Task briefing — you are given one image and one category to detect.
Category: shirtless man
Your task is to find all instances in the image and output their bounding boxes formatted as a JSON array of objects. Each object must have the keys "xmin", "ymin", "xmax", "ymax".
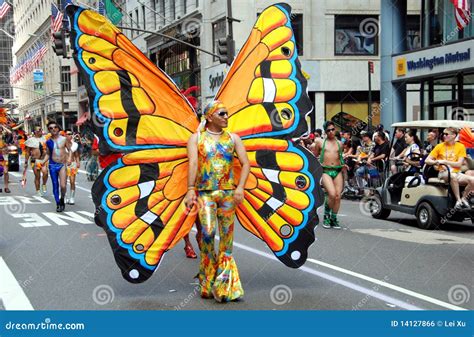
[
  {"xmin": 45, "ymin": 121, "xmax": 69, "ymax": 212},
  {"xmin": 23, "ymin": 126, "xmax": 49, "ymax": 196},
  {"xmin": 311, "ymin": 121, "xmax": 344, "ymax": 229}
]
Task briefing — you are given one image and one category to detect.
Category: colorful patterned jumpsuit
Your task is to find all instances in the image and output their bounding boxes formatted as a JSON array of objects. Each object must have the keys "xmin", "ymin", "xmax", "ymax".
[{"xmin": 196, "ymin": 130, "xmax": 244, "ymax": 302}]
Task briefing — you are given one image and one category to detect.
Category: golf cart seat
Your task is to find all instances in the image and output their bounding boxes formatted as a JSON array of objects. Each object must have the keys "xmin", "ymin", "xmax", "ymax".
[
  {"xmin": 427, "ymin": 177, "xmax": 449, "ymax": 185},
  {"xmin": 423, "ymin": 165, "xmax": 449, "ymax": 186}
]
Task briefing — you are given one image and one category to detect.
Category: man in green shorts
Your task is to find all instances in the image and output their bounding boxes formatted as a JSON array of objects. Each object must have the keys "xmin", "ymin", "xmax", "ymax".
[{"xmin": 311, "ymin": 121, "xmax": 344, "ymax": 229}]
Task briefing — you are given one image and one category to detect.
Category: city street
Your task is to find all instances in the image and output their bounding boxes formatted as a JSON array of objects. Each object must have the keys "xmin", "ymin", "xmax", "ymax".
[{"xmin": 0, "ymin": 165, "xmax": 472, "ymax": 311}]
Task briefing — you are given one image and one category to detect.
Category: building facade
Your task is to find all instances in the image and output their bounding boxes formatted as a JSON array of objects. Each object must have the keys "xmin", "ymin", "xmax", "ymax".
[
  {"xmin": 0, "ymin": 4, "xmax": 13, "ymax": 101},
  {"xmin": 124, "ymin": 0, "xmax": 422, "ymax": 131},
  {"xmin": 12, "ymin": 0, "xmax": 78, "ymax": 131},
  {"xmin": 381, "ymin": 0, "xmax": 474, "ymax": 127}
]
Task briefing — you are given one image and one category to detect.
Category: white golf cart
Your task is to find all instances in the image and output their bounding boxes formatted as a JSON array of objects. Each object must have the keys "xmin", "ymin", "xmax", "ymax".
[{"xmin": 368, "ymin": 120, "xmax": 474, "ymax": 229}]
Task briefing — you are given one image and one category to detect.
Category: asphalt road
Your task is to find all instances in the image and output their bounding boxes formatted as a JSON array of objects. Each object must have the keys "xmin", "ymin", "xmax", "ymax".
[{"xmin": 0, "ymin": 164, "xmax": 473, "ymax": 310}]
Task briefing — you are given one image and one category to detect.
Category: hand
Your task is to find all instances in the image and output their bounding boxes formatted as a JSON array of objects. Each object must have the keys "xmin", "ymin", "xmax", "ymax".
[
  {"xmin": 437, "ymin": 160, "xmax": 444, "ymax": 165},
  {"xmin": 184, "ymin": 190, "xmax": 197, "ymax": 209},
  {"xmin": 234, "ymin": 187, "xmax": 245, "ymax": 205},
  {"xmin": 67, "ymin": 159, "xmax": 71, "ymax": 166}
]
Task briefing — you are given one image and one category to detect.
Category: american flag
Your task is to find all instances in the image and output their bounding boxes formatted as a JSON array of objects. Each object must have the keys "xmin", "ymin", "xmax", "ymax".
[
  {"xmin": 51, "ymin": 3, "xmax": 63, "ymax": 33},
  {"xmin": 0, "ymin": 0, "xmax": 11, "ymax": 20},
  {"xmin": 451, "ymin": 0, "xmax": 472, "ymax": 29},
  {"xmin": 32, "ymin": 43, "xmax": 47, "ymax": 67}
]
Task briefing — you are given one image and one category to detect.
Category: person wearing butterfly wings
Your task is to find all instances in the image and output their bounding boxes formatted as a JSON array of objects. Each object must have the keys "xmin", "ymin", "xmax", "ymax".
[{"xmin": 185, "ymin": 100, "xmax": 250, "ymax": 302}]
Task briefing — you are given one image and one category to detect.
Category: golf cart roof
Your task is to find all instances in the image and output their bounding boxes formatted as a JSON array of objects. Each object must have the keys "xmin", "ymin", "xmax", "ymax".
[{"xmin": 391, "ymin": 120, "xmax": 474, "ymax": 129}]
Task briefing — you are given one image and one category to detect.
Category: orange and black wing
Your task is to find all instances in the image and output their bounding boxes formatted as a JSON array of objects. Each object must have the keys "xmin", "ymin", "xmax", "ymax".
[
  {"xmin": 66, "ymin": 5, "xmax": 198, "ymax": 152},
  {"xmin": 217, "ymin": 3, "xmax": 312, "ymax": 139},
  {"xmin": 92, "ymin": 148, "xmax": 197, "ymax": 283},
  {"xmin": 234, "ymin": 139, "xmax": 323, "ymax": 267}
]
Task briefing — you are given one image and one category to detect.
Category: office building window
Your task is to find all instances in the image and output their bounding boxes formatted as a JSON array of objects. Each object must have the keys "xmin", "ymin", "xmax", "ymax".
[
  {"xmin": 160, "ymin": 0, "xmax": 165, "ymax": 26},
  {"xmin": 142, "ymin": 5, "xmax": 146, "ymax": 30},
  {"xmin": 171, "ymin": 1, "xmax": 176, "ymax": 20},
  {"xmin": 61, "ymin": 66, "xmax": 71, "ymax": 92},
  {"xmin": 407, "ymin": 15, "xmax": 421, "ymax": 50},
  {"xmin": 291, "ymin": 14, "xmax": 304, "ymax": 56},
  {"xmin": 422, "ymin": 0, "xmax": 474, "ymax": 47},
  {"xmin": 335, "ymin": 15, "xmax": 379, "ymax": 55},
  {"xmin": 151, "ymin": 1, "xmax": 157, "ymax": 29}
]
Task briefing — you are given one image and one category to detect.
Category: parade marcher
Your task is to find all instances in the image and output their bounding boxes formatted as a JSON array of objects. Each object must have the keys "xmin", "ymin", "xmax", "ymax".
[
  {"xmin": 65, "ymin": 129, "xmax": 81, "ymax": 204},
  {"xmin": 23, "ymin": 126, "xmax": 49, "ymax": 196},
  {"xmin": 0, "ymin": 125, "xmax": 12, "ymax": 193},
  {"xmin": 312, "ymin": 121, "xmax": 344, "ymax": 229},
  {"xmin": 185, "ymin": 100, "xmax": 250, "ymax": 302},
  {"xmin": 45, "ymin": 121, "xmax": 69, "ymax": 212}
]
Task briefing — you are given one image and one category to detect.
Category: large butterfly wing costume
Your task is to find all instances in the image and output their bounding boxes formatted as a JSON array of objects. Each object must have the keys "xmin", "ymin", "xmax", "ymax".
[{"xmin": 66, "ymin": 3, "xmax": 324, "ymax": 283}]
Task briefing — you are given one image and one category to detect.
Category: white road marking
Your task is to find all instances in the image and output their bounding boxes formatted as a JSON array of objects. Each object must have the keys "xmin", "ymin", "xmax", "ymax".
[
  {"xmin": 352, "ymin": 228, "xmax": 474, "ymax": 245},
  {"xmin": 75, "ymin": 185, "xmax": 90, "ymax": 192},
  {"xmin": 305, "ymin": 258, "xmax": 466, "ymax": 310},
  {"xmin": 0, "ymin": 257, "xmax": 34, "ymax": 310},
  {"xmin": 231, "ymin": 240, "xmax": 466, "ymax": 310},
  {"xmin": 8, "ymin": 172, "xmax": 22, "ymax": 178}
]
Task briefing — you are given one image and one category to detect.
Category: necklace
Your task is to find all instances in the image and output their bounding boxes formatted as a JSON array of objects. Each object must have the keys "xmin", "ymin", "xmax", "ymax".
[{"xmin": 206, "ymin": 128, "xmax": 223, "ymax": 135}]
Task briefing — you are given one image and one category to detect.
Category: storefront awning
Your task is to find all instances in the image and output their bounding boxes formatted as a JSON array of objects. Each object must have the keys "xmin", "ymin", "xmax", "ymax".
[{"xmin": 76, "ymin": 112, "xmax": 90, "ymax": 126}]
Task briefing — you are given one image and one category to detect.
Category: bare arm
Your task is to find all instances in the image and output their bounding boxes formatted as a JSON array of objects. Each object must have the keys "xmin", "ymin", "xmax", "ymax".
[
  {"xmin": 424, "ymin": 155, "xmax": 437, "ymax": 166},
  {"xmin": 311, "ymin": 139, "xmax": 322, "ymax": 157},
  {"xmin": 184, "ymin": 134, "xmax": 198, "ymax": 209},
  {"xmin": 233, "ymin": 134, "xmax": 250, "ymax": 205}
]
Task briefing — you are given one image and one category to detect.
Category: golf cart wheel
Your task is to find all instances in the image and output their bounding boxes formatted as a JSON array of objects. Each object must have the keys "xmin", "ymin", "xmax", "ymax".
[
  {"xmin": 416, "ymin": 202, "xmax": 440, "ymax": 230},
  {"xmin": 369, "ymin": 193, "xmax": 391, "ymax": 219}
]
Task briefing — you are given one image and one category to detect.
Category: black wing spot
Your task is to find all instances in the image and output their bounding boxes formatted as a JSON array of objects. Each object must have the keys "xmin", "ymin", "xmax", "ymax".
[
  {"xmin": 295, "ymin": 175, "xmax": 307, "ymax": 189},
  {"xmin": 111, "ymin": 194, "xmax": 121, "ymax": 205},
  {"xmin": 113, "ymin": 128, "xmax": 123, "ymax": 137},
  {"xmin": 281, "ymin": 46, "xmax": 291, "ymax": 57},
  {"xmin": 281, "ymin": 108, "xmax": 292, "ymax": 120}
]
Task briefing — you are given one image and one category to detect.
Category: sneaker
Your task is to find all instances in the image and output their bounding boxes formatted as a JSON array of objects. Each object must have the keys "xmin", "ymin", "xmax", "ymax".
[
  {"xmin": 36, "ymin": 190, "xmax": 42, "ymax": 197},
  {"xmin": 41, "ymin": 185, "xmax": 47, "ymax": 195},
  {"xmin": 69, "ymin": 196, "xmax": 75, "ymax": 205},
  {"xmin": 331, "ymin": 215, "xmax": 342, "ymax": 229},
  {"xmin": 322, "ymin": 215, "xmax": 331, "ymax": 229}
]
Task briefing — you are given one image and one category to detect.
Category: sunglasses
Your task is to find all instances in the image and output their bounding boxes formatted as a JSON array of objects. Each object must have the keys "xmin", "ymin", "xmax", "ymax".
[
  {"xmin": 48, "ymin": 126, "xmax": 59, "ymax": 130},
  {"xmin": 326, "ymin": 128, "xmax": 336, "ymax": 132},
  {"xmin": 216, "ymin": 111, "xmax": 228, "ymax": 117},
  {"xmin": 443, "ymin": 132, "xmax": 451, "ymax": 136}
]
